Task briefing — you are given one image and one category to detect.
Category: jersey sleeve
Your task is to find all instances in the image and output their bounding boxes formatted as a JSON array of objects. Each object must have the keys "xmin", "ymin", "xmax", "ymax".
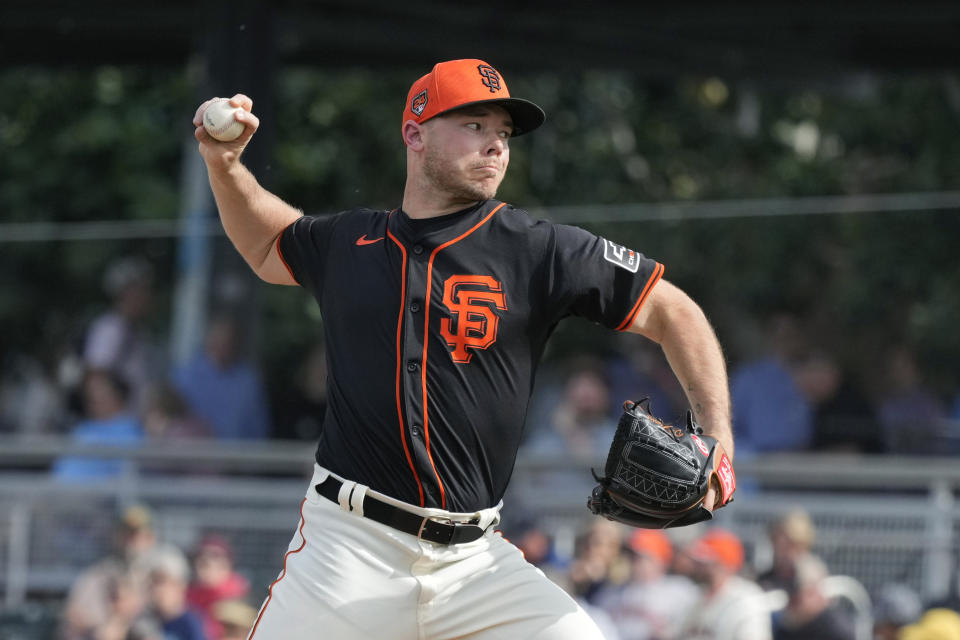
[
  {"xmin": 276, "ymin": 213, "xmax": 343, "ymax": 296},
  {"xmin": 542, "ymin": 223, "xmax": 664, "ymax": 330}
]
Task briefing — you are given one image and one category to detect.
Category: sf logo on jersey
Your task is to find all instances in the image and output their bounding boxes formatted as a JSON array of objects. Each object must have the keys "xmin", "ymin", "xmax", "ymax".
[{"xmin": 440, "ymin": 275, "xmax": 507, "ymax": 363}]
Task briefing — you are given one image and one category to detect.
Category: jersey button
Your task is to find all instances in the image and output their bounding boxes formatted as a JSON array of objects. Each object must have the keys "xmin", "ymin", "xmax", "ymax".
[
  {"xmin": 406, "ymin": 362, "xmax": 419, "ymax": 372},
  {"xmin": 410, "ymin": 301, "xmax": 421, "ymax": 312},
  {"xmin": 413, "ymin": 245, "xmax": 424, "ymax": 255},
  {"xmin": 411, "ymin": 425, "xmax": 421, "ymax": 437}
]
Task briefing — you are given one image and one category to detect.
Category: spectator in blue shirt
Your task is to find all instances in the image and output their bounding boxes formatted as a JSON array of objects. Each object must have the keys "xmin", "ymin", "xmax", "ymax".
[
  {"xmin": 53, "ymin": 368, "xmax": 144, "ymax": 481},
  {"xmin": 173, "ymin": 314, "xmax": 270, "ymax": 440},
  {"xmin": 731, "ymin": 313, "xmax": 812, "ymax": 454},
  {"xmin": 878, "ymin": 345, "xmax": 946, "ymax": 453},
  {"xmin": 142, "ymin": 547, "xmax": 207, "ymax": 640}
]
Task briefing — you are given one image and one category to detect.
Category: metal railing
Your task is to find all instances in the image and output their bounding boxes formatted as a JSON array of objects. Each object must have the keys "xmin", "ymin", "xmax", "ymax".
[{"xmin": 0, "ymin": 436, "xmax": 957, "ymax": 610}]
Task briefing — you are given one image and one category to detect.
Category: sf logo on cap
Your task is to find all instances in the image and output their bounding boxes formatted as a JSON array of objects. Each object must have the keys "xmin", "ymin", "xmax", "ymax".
[
  {"xmin": 411, "ymin": 90, "xmax": 428, "ymax": 116},
  {"xmin": 477, "ymin": 65, "xmax": 501, "ymax": 93}
]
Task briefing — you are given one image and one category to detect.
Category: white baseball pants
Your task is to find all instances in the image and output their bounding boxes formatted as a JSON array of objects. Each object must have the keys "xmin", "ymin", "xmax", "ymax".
[{"xmin": 247, "ymin": 464, "xmax": 604, "ymax": 640}]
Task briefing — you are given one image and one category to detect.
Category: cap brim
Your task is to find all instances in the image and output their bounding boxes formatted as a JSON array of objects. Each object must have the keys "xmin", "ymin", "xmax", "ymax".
[{"xmin": 437, "ymin": 98, "xmax": 546, "ymax": 136}]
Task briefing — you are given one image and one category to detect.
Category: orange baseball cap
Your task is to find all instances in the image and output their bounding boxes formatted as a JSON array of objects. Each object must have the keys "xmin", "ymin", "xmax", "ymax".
[
  {"xmin": 402, "ymin": 59, "xmax": 545, "ymax": 137},
  {"xmin": 628, "ymin": 529, "xmax": 673, "ymax": 566},
  {"xmin": 687, "ymin": 529, "xmax": 744, "ymax": 572}
]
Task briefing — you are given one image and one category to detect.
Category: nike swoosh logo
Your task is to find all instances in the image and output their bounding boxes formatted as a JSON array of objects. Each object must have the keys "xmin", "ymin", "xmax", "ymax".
[{"xmin": 356, "ymin": 235, "xmax": 384, "ymax": 246}]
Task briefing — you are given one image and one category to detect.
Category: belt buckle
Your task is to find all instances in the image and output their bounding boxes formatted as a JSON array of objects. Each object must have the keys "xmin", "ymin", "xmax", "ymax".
[{"xmin": 417, "ymin": 516, "xmax": 454, "ymax": 543}]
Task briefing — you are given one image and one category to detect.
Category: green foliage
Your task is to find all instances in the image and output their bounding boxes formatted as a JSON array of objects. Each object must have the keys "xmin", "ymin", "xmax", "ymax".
[
  {"xmin": 0, "ymin": 67, "xmax": 190, "ymax": 363},
  {"xmin": 0, "ymin": 67, "xmax": 189, "ymax": 222},
  {"xmin": 2, "ymin": 65, "xmax": 959, "ymax": 396},
  {"xmin": 268, "ymin": 67, "xmax": 412, "ymax": 211}
]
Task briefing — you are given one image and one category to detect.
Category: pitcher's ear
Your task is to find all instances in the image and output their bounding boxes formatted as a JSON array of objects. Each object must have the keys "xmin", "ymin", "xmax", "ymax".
[{"xmin": 402, "ymin": 120, "xmax": 424, "ymax": 150}]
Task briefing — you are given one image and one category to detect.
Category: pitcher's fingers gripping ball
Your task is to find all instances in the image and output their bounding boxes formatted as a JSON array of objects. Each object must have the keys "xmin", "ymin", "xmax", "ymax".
[
  {"xmin": 202, "ymin": 98, "xmax": 246, "ymax": 141},
  {"xmin": 588, "ymin": 398, "xmax": 736, "ymax": 529}
]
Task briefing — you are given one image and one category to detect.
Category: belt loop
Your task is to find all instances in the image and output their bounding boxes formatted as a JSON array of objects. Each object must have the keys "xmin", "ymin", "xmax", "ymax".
[
  {"xmin": 337, "ymin": 481, "xmax": 356, "ymax": 512},
  {"xmin": 350, "ymin": 484, "xmax": 368, "ymax": 517}
]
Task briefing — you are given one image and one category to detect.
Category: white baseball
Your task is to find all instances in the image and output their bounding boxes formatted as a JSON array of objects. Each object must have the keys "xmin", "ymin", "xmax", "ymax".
[{"xmin": 203, "ymin": 99, "xmax": 245, "ymax": 142}]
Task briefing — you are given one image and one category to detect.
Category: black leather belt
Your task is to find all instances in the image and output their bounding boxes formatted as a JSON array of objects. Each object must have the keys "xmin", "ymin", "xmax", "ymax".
[{"xmin": 315, "ymin": 477, "xmax": 486, "ymax": 545}]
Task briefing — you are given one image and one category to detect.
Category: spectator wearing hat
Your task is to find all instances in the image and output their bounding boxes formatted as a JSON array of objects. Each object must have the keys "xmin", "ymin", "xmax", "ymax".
[
  {"xmin": 140, "ymin": 548, "xmax": 206, "ymax": 640},
  {"xmin": 899, "ymin": 608, "xmax": 960, "ymax": 640},
  {"xmin": 772, "ymin": 553, "xmax": 854, "ymax": 640},
  {"xmin": 212, "ymin": 600, "xmax": 258, "ymax": 640},
  {"xmin": 872, "ymin": 583, "xmax": 923, "ymax": 640},
  {"xmin": 187, "ymin": 534, "xmax": 250, "ymax": 639},
  {"xmin": 595, "ymin": 529, "xmax": 698, "ymax": 640},
  {"xmin": 757, "ymin": 509, "xmax": 816, "ymax": 593},
  {"xmin": 675, "ymin": 528, "xmax": 772, "ymax": 640},
  {"xmin": 61, "ymin": 505, "xmax": 184, "ymax": 640}
]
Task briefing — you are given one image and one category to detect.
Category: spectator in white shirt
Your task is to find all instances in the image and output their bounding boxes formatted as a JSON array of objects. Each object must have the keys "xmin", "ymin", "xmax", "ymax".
[
  {"xmin": 674, "ymin": 528, "xmax": 772, "ymax": 640},
  {"xmin": 596, "ymin": 529, "xmax": 698, "ymax": 640}
]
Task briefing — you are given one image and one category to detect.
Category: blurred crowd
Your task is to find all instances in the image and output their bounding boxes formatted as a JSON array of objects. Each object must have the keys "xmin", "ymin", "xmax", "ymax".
[
  {"xmin": 519, "ymin": 314, "xmax": 960, "ymax": 475},
  {"xmin": 60, "ymin": 505, "xmax": 256, "ymax": 640},
  {"xmin": 509, "ymin": 509, "xmax": 960, "ymax": 640},
  {"xmin": 0, "ymin": 257, "xmax": 320, "ymax": 479},
  {"xmin": 2, "ymin": 257, "xmax": 959, "ymax": 478},
  {"xmin": 59, "ymin": 502, "xmax": 960, "ymax": 640},
  {"xmin": 0, "ymin": 257, "xmax": 954, "ymax": 638}
]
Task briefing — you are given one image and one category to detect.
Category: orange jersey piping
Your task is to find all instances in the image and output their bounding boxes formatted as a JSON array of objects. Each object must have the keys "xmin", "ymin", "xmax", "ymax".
[
  {"xmin": 420, "ymin": 202, "xmax": 507, "ymax": 509},
  {"xmin": 616, "ymin": 262, "xmax": 665, "ymax": 331},
  {"xmin": 388, "ymin": 228, "xmax": 426, "ymax": 506},
  {"xmin": 274, "ymin": 221, "xmax": 299, "ymax": 284}
]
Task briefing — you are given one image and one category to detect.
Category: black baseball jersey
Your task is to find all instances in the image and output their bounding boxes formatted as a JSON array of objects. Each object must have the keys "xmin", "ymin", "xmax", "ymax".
[{"xmin": 277, "ymin": 199, "xmax": 663, "ymax": 512}]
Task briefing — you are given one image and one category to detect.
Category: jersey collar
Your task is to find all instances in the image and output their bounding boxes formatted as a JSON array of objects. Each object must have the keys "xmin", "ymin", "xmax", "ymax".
[{"xmin": 391, "ymin": 200, "xmax": 501, "ymax": 243}]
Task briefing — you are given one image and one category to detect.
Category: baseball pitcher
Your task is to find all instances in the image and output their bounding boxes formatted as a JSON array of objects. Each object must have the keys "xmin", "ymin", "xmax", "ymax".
[{"xmin": 193, "ymin": 58, "xmax": 735, "ymax": 640}]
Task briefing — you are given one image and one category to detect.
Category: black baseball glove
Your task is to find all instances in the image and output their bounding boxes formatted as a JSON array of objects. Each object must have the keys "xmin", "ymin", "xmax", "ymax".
[{"xmin": 588, "ymin": 398, "xmax": 736, "ymax": 529}]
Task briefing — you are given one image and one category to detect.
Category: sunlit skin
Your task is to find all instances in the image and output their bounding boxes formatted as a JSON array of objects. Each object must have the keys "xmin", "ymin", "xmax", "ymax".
[{"xmin": 402, "ymin": 104, "xmax": 513, "ymax": 219}]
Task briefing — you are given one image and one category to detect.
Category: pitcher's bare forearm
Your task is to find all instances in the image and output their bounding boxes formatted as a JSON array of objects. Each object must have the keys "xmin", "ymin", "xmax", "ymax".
[
  {"xmin": 628, "ymin": 280, "xmax": 733, "ymax": 459},
  {"xmin": 207, "ymin": 160, "xmax": 301, "ymax": 280},
  {"xmin": 657, "ymin": 306, "xmax": 733, "ymax": 459},
  {"xmin": 193, "ymin": 94, "xmax": 301, "ymax": 284}
]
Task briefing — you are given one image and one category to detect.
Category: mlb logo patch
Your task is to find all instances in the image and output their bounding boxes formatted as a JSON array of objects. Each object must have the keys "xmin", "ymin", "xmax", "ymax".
[
  {"xmin": 411, "ymin": 90, "xmax": 428, "ymax": 117},
  {"xmin": 602, "ymin": 239, "xmax": 640, "ymax": 273}
]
